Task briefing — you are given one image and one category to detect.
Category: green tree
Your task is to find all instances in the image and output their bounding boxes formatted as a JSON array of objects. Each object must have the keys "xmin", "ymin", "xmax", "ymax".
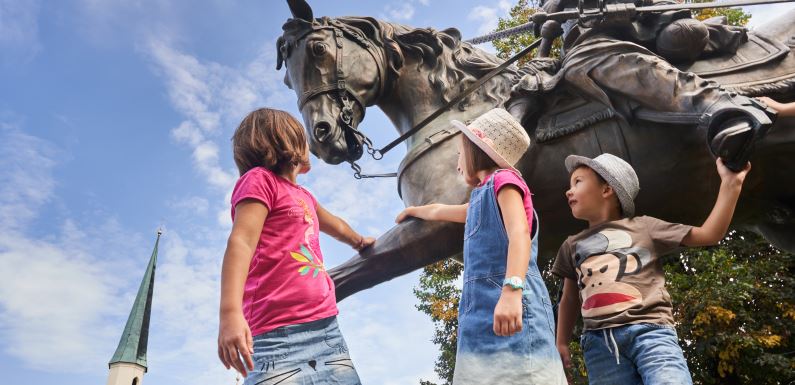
[
  {"xmin": 415, "ymin": 258, "xmax": 462, "ymax": 384},
  {"xmin": 666, "ymin": 230, "xmax": 795, "ymax": 384},
  {"xmin": 414, "ymin": 2, "xmax": 775, "ymax": 384},
  {"xmin": 690, "ymin": 0, "xmax": 751, "ymax": 26},
  {"xmin": 492, "ymin": 0, "xmax": 543, "ymax": 65}
]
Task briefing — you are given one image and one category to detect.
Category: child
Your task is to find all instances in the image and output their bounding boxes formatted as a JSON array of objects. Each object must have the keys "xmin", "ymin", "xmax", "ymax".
[
  {"xmin": 553, "ymin": 153, "xmax": 751, "ymax": 384},
  {"xmin": 217, "ymin": 108, "xmax": 374, "ymax": 384},
  {"xmin": 396, "ymin": 108, "xmax": 567, "ymax": 385},
  {"xmin": 758, "ymin": 96, "xmax": 795, "ymax": 117}
]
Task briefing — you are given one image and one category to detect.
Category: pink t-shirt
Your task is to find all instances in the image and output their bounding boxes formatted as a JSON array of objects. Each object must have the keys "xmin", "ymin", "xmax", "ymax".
[
  {"xmin": 230, "ymin": 167, "xmax": 338, "ymax": 336},
  {"xmin": 481, "ymin": 170, "xmax": 536, "ymax": 236}
]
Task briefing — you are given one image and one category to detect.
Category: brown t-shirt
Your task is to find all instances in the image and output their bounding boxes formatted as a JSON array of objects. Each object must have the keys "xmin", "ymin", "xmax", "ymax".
[{"xmin": 552, "ymin": 216, "xmax": 692, "ymax": 331}]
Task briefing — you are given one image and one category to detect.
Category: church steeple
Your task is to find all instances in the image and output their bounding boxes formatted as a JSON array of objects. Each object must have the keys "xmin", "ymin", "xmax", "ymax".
[{"xmin": 108, "ymin": 230, "xmax": 160, "ymax": 378}]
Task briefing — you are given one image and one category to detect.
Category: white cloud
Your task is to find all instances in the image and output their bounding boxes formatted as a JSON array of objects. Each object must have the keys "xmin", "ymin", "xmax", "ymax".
[
  {"xmin": 745, "ymin": 3, "xmax": 795, "ymax": 29},
  {"xmin": 141, "ymin": 22, "xmax": 443, "ymax": 385},
  {"xmin": 168, "ymin": 196, "xmax": 210, "ymax": 214},
  {"xmin": 0, "ymin": 122, "xmax": 149, "ymax": 374},
  {"xmin": 0, "ymin": 0, "xmax": 42, "ymax": 65},
  {"xmin": 144, "ymin": 230, "xmax": 232, "ymax": 385},
  {"xmin": 384, "ymin": 3, "xmax": 416, "ymax": 21},
  {"xmin": 0, "ymin": 122, "xmax": 56, "ymax": 230},
  {"xmin": 338, "ymin": 285, "xmax": 439, "ymax": 384},
  {"xmin": 73, "ymin": 0, "xmax": 180, "ymax": 46},
  {"xmin": 469, "ymin": 6, "xmax": 501, "ymax": 36},
  {"xmin": 301, "ymin": 160, "xmax": 402, "ymax": 231},
  {"xmin": 0, "ymin": 121, "xmax": 234, "ymax": 383},
  {"xmin": 144, "ymin": 38, "xmax": 292, "ymax": 195},
  {"xmin": 469, "ymin": 0, "xmax": 513, "ymax": 36},
  {"xmin": 0, "ymin": 227, "xmax": 127, "ymax": 373},
  {"xmin": 380, "ymin": 0, "xmax": 436, "ymax": 22}
]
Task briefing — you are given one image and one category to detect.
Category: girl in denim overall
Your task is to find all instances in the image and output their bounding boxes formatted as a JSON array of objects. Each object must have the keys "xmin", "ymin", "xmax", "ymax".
[{"xmin": 397, "ymin": 109, "xmax": 567, "ymax": 385}]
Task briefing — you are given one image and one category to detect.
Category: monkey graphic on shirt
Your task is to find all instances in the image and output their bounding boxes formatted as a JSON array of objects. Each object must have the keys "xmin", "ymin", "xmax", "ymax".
[{"xmin": 573, "ymin": 229, "xmax": 652, "ymax": 318}]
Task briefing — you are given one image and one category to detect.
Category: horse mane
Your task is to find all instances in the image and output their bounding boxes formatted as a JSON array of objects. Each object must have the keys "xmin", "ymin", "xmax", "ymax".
[{"xmin": 279, "ymin": 16, "xmax": 518, "ymax": 109}]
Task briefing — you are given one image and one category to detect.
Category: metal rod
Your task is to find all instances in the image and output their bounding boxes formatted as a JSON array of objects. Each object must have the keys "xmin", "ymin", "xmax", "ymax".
[
  {"xmin": 641, "ymin": 0, "xmax": 794, "ymax": 12},
  {"xmin": 466, "ymin": 22, "xmax": 536, "ymax": 44},
  {"xmin": 465, "ymin": 0, "xmax": 795, "ymax": 44}
]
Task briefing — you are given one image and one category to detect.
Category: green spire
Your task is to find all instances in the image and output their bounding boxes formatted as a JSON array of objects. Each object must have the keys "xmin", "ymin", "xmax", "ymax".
[{"xmin": 108, "ymin": 230, "xmax": 161, "ymax": 371}]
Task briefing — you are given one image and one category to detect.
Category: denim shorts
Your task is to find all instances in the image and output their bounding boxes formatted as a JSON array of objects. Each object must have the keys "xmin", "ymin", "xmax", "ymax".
[
  {"xmin": 581, "ymin": 323, "xmax": 692, "ymax": 385},
  {"xmin": 243, "ymin": 316, "xmax": 361, "ymax": 385}
]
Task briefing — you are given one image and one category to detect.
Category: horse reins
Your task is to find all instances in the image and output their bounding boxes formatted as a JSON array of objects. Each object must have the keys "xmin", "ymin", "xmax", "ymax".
[
  {"xmin": 295, "ymin": 21, "xmax": 542, "ymax": 179},
  {"xmin": 292, "ymin": 20, "xmax": 391, "ymax": 176}
]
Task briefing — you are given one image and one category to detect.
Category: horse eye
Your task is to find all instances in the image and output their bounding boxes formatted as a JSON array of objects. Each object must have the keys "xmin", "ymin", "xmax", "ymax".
[{"xmin": 312, "ymin": 42, "xmax": 328, "ymax": 56}]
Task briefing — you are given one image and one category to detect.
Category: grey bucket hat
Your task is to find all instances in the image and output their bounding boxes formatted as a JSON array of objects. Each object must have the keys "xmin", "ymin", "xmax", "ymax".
[{"xmin": 565, "ymin": 153, "xmax": 640, "ymax": 217}]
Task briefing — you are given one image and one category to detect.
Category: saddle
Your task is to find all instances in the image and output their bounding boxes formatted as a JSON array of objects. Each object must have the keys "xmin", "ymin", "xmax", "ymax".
[
  {"xmin": 681, "ymin": 29, "xmax": 795, "ymax": 95},
  {"xmin": 529, "ymin": 29, "xmax": 794, "ymax": 143}
]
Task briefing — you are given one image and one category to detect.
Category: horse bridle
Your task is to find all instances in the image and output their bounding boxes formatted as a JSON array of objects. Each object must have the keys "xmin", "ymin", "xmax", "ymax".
[
  {"xmin": 283, "ymin": 19, "xmax": 543, "ymax": 179},
  {"xmin": 286, "ymin": 21, "xmax": 393, "ymax": 177}
]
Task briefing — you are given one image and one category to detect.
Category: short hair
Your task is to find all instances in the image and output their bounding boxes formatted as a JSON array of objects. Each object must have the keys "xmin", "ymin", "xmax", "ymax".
[
  {"xmin": 461, "ymin": 135, "xmax": 498, "ymax": 180},
  {"xmin": 232, "ymin": 108, "xmax": 309, "ymax": 176},
  {"xmin": 573, "ymin": 165, "xmax": 608, "ymax": 185}
]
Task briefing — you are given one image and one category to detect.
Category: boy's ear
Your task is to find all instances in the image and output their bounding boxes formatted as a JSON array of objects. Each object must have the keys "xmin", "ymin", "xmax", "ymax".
[{"xmin": 601, "ymin": 184, "xmax": 614, "ymax": 198}]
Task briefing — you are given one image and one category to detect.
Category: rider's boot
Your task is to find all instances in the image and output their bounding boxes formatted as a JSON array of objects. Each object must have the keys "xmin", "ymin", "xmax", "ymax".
[{"xmin": 703, "ymin": 94, "xmax": 777, "ymax": 171}]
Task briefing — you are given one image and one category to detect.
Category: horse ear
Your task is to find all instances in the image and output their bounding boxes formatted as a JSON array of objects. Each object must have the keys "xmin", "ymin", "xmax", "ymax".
[
  {"xmin": 276, "ymin": 36, "xmax": 285, "ymax": 70},
  {"xmin": 442, "ymin": 28, "xmax": 462, "ymax": 42},
  {"xmin": 287, "ymin": 0, "xmax": 313, "ymax": 21}
]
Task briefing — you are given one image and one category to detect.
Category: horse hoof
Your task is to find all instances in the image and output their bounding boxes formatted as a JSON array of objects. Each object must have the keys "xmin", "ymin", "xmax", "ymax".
[{"xmin": 710, "ymin": 117, "xmax": 754, "ymax": 171}]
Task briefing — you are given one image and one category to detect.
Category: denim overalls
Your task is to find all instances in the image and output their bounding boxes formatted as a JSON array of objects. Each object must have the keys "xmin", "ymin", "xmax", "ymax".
[{"xmin": 452, "ymin": 170, "xmax": 567, "ymax": 385}]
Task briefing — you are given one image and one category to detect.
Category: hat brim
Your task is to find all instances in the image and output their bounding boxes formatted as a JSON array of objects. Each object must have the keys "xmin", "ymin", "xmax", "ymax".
[
  {"xmin": 451, "ymin": 120, "xmax": 520, "ymax": 174},
  {"xmin": 565, "ymin": 155, "xmax": 635, "ymax": 217}
]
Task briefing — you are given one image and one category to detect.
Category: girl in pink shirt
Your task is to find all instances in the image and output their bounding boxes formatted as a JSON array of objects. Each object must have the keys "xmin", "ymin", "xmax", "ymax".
[{"xmin": 217, "ymin": 108, "xmax": 373, "ymax": 384}]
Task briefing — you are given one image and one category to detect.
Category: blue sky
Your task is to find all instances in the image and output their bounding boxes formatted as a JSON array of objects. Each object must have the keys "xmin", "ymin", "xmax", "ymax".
[{"xmin": 1, "ymin": 1, "xmax": 793, "ymax": 384}]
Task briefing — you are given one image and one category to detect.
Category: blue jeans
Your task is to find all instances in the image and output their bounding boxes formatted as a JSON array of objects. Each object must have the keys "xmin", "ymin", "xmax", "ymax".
[
  {"xmin": 581, "ymin": 323, "xmax": 693, "ymax": 385},
  {"xmin": 243, "ymin": 316, "xmax": 361, "ymax": 385}
]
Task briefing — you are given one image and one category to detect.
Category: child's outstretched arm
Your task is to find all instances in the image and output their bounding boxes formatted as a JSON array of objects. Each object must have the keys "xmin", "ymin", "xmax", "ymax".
[
  {"xmin": 218, "ymin": 200, "xmax": 268, "ymax": 377},
  {"xmin": 556, "ymin": 278, "xmax": 580, "ymax": 370},
  {"xmin": 317, "ymin": 205, "xmax": 375, "ymax": 250},
  {"xmin": 494, "ymin": 186, "xmax": 531, "ymax": 337},
  {"xmin": 395, "ymin": 203, "xmax": 468, "ymax": 224},
  {"xmin": 758, "ymin": 97, "xmax": 795, "ymax": 117},
  {"xmin": 682, "ymin": 159, "xmax": 751, "ymax": 247}
]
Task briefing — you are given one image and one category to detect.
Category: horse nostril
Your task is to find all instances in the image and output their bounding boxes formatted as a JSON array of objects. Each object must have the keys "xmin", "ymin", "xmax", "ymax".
[{"xmin": 314, "ymin": 121, "xmax": 332, "ymax": 143}]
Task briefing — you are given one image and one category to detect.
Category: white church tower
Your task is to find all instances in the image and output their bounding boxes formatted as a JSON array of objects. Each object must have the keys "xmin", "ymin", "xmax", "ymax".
[{"xmin": 107, "ymin": 230, "xmax": 160, "ymax": 385}]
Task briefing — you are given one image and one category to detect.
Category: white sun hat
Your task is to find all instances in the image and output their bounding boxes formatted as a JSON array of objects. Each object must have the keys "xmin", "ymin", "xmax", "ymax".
[
  {"xmin": 451, "ymin": 108, "xmax": 531, "ymax": 173},
  {"xmin": 565, "ymin": 153, "xmax": 640, "ymax": 217}
]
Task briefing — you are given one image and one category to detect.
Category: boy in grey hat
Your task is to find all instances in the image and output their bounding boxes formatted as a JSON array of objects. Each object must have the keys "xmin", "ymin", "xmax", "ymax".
[{"xmin": 552, "ymin": 153, "xmax": 750, "ymax": 384}]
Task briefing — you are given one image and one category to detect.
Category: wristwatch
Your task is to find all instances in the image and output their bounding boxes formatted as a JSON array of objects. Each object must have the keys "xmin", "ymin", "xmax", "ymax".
[{"xmin": 503, "ymin": 276, "xmax": 524, "ymax": 290}]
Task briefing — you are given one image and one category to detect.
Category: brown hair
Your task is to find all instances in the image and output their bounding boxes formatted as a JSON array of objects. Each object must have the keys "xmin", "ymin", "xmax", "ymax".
[
  {"xmin": 232, "ymin": 108, "xmax": 310, "ymax": 176},
  {"xmin": 461, "ymin": 135, "xmax": 498, "ymax": 181},
  {"xmin": 573, "ymin": 165, "xmax": 608, "ymax": 185}
]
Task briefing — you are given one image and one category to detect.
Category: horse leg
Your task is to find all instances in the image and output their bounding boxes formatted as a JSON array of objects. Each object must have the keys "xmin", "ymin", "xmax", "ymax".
[
  {"xmin": 329, "ymin": 218, "xmax": 464, "ymax": 301},
  {"xmin": 756, "ymin": 222, "xmax": 795, "ymax": 253},
  {"xmin": 741, "ymin": 117, "xmax": 795, "ymax": 254}
]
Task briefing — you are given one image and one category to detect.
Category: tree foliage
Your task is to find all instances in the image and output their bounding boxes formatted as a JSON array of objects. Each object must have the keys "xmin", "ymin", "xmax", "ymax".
[
  {"xmin": 667, "ymin": 230, "xmax": 795, "ymax": 384},
  {"xmin": 690, "ymin": 0, "xmax": 751, "ymax": 27},
  {"xmin": 412, "ymin": 2, "xmax": 791, "ymax": 384},
  {"xmin": 415, "ymin": 258, "xmax": 463, "ymax": 384}
]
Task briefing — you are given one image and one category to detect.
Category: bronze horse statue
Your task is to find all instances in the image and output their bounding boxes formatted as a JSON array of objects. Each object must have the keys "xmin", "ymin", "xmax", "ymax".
[{"xmin": 276, "ymin": 0, "xmax": 795, "ymax": 301}]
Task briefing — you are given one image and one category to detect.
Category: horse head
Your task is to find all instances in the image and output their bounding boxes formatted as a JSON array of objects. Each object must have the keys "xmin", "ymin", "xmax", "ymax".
[
  {"xmin": 277, "ymin": 0, "xmax": 402, "ymax": 165},
  {"xmin": 278, "ymin": 0, "xmax": 519, "ymax": 167}
]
